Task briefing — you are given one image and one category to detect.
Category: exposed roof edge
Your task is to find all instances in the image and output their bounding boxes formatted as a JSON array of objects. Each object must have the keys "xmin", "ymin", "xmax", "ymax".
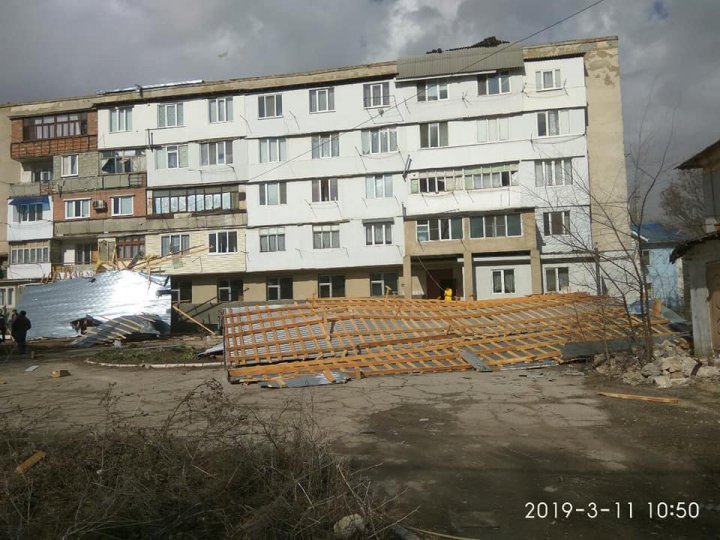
[
  {"xmin": 670, "ymin": 230, "xmax": 720, "ymax": 262},
  {"xmin": 677, "ymin": 138, "xmax": 720, "ymax": 169}
]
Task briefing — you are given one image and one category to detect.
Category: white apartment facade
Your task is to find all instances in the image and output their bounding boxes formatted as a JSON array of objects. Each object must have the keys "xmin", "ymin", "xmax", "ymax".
[{"xmin": 1, "ymin": 36, "xmax": 629, "ymax": 305}]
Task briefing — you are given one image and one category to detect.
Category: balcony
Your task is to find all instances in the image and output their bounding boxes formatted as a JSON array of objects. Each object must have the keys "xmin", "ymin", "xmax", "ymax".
[
  {"xmin": 54, "ymin": 217, "xmax": 148, "ymax": 238},
  {"xmin": 11, "ymin": 135, "xmax": 98, "ymax": 160}
]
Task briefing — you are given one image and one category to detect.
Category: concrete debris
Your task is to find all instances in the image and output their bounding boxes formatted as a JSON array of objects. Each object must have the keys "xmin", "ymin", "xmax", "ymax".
[
  {"xmin": 25, "ymin": 365, "xmax": 39, "ymax": 372},
  {"xmin": 333, "ymin": 514, "xmax": 365, "ymax": 539},
  {"xmin": 50, "ymin": 369, "xmax": 71, "ymax": 378}
]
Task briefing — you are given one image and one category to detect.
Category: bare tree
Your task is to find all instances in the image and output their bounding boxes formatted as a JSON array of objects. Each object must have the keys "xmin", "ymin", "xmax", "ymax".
[{"xmin": 659, "ymin": 168, "xmax": 706, "ymax": 237}]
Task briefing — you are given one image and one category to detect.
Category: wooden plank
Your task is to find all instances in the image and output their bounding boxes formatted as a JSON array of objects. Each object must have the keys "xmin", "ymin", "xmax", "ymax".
[
  {"xmin": 16, "ymin": 451, "xmax": 47, "ymax": 475},
  {"xmin": 598, "ymin": 392, "xmax": 679, "ymax": 404}
]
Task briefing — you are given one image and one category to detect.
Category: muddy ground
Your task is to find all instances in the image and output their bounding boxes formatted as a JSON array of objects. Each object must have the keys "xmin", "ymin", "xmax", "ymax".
[{"xmin": 1, "ymin": 342, "xmax": 719, "ymax": 538}]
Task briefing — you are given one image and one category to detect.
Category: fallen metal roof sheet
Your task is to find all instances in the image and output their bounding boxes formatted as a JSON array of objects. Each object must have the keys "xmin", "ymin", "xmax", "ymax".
[
  {"xmin": 71, "ymin": 314, "xmax": 169, "ymax": 347},
  {"xmin": 397, "ymin": 43, "xmax": 524, "ymax": 80},
  {"xmin": 17, "ymin": 270, "xmax": 172, "ymax": 340},
  {"xmin": 223, "ymin": 293, "xmax": 677, "ymax": 386}
]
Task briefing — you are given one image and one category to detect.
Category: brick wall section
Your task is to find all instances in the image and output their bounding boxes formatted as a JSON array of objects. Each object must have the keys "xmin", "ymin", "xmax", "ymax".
[
  {"xmin": 53, "ymin": 187, "xmax": 147, "ymax": 221},
  {"xmin": 10, "ymin": 111, "xmax": 98, "ymax": 159},
  {"xmin": 87, "ymin": 111, "xmax": 97, "ymax": 136},
  {"xmin": 10, "ymin": 119, "xmax": 22, "ymax": 143}
]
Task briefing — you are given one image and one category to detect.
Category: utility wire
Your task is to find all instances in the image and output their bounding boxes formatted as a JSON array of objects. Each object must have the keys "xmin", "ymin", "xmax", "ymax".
[{"xmin": 245, "ymin": 0, "xmax": 607, "ymax": 184}]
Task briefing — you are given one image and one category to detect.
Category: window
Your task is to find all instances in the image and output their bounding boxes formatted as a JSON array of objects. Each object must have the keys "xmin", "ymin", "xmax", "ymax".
[
  {"xmin": 545, "ymin": 267, "xmax": 569, "ymax": 293},
  {"xmin": 361, "ymin": 128, "xmax": 397, "ymax": 154},
  {"xmin": 156, "ymin": 145, "xmax": 188, "ymax": 169},
  {"xmin": 312, "ymin": 178, "xmax": 338, "ymax": 202},
  {"xmin": 536, "ymin": 110, "xmax": 569, "ymax": 137},
  {"xmin": 259, "ymin": 138, "xmax": 286, "ymax": 163},
  {"xmin": 217, "ymin": 279, "xmax": 243, "ymax": 301},
  {"xmin": 11, "ymin": 244, "xmax": 49, "ymax": 265},
  {"xmin": 420, "ymin": 122, "xmax": 448, "ymax": 148},
  {"xmin": 477, "ymin": 117, "xmax": 509, "ymax": 143},
  {"xmin": 412, "ymin": 169, "xmax": 461, "ymax": 194},
  {"xmin": 158, "ymin": 103, "xmax": 183, "ymax": 128},
  {"xmin": 22, "ymin": 113, "xmax": 87, "ymax": 140},
  {"xmin": 61, "ymin": 155, "xmax": 78, "ymax": 177},
  {"xmin": 171, "ymin": 279, "xmax": 192, "ymax": 302},
  {"xmin": 259, "ymin": 227, "xmax": 286, "ymax": 252},
  {"xmin": 478, "ymin": 71, "xmax": 510, "ymax": 95},
  {"xmin": 17, "ymin": 203, "xmax": 43, "ymax": 223},
  {"xmin": 365, "ymin": 222, "xmax": 393, "ymax": 245},
  {"xmin": 258, "ymin": 94, "xmax": 282, "ymax": 118},
  {"xmin": 259, "ymin": 182, "xmax": 287, "ymax": 205},
  {"xmin": 417, "ymin": 79, "xmax": 448, "ymax": 101},
  {"xmin": 0, "ymin": 288, "xmax": 14, "ymax": 306},
  {"xmin": 416, "ymin": 218, "xmax": 462, "ymax": 242},
  {"xmin": 160, "ymin": 234, "xmax": 190, "ymax": 256},
  {"xmin": 492, "ymin": 269, "xmax": 515, "ymax": 294},
  {"xmin": 470, "ymin": 214, "xmax": 522, "ymax": 238},
  {"xmin": 313, "ymin": 224, "xmax": 340, "ymax": 249},
  {"xmin": 641, "ymin": 250, "xmax": 651, "ymax": 269},
  {"xmin": 109, "ymin": 107, "xmax": 132, "ymax": 132},
  {"xmin": 309, "ymin": 88, "xmax": 334, "ymax": 113},
  {"xmin": 363, "ymin": 82, "xmax": 390, "ymax": 108},
  {"xmin": 209, "ymin": 97, "xmax": 233, "ymax": 123},
  {"xmin": 318, "ymin": 275, "xmax": 345, "ymax": 298},
  {"xmin": 74, "ymin": 243, "xmax": 93, "ymax": 265},
  {"xmin": 65, "ymin": 199, "xmax": 89, "ymax": 219},
  {"xmin": 370, "ymin": 272, "xmax": 398, "ymax": 296},
  {"xmin": 465, "ymin": 163, "xmax": 519, "ymax": 189},
  {"xmin": 311, "ymin": 133, "xmax": 339, "ymax": 158},
  {"xmin": 536, "ymin": 69, "xmax": 562, "ymax": 90},
  {"xmin": 201, "ymin": 140, "xmax": 233, "ymax": 166},
  {"xmin": 208, "ymin": 231, "xmax": 238, "ymax": 254},
  {"xmin": 267, "ymin": 277, "xmax": 293, "ymax": 300},
  {"xmin": 543, "ymin": 211, "xmax": 571, "ymax": 236},
  {"xmin": 365, "ymin": 174, "xmax": 393, "ymax": 198},
  {"xmin": 100, "ymin": 149, "xmax": 146, "ymax": 174},
  {"xmin": 31, "ymin": 168, "xmax": 53, "ymax": 183},
  {"xmin": 535, "ymin": 159, "xmax": 573, "ymax": 186},
  {"xmin": 151, "ymin": 185, "xmax": 238, "ymax": 214},
  {"xmin": 116, "ymin": 236, "xmax": 145, "ymax": 260},
  {"xmin": 111, "ymin": 195, "xmax": 134, "ymax": 216}
]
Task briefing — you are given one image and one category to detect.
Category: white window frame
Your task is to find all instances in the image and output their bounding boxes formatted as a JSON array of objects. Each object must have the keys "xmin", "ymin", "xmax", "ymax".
[
  {"xmin": 318, "ymin": 275, "xmax": 345, "ymax": 298},
  {"xmin": 160, "ymin": 233, "xmax": 190, "ymax": 256},
  {"xmin": 217, "ymin": 278, "xmax": 243, "ymax": 302},
  {"xmin": 536, "ymin": 69, "xmax": 562, "ymax": 91},
  {"xmin": 416, "ymin": 217, "xmax": 463, "ymax": 242},
  {"xmin": 11, "ymin": 245, "xmax": 50, "ymax": 265},
  {"xmin": 109, "ymin": 107, "xmax": 132, "ymax": 133},
  {"xmin": 259, "ymin": 227, "xmax": 286, "ymax": 252},
  {"xmin": 420, "ymin": 122, "xmax": 448, "ymax": 148},
  {"xmin": 370, "ymin": 272, "xmax": 398, "ymax": 296},
  {"xmin": 267, "ymin": 276, "xmax": 293, "ymax": 300},
  {"xmin": 74, "ymin": 242, "xmax": 94, "ymax": 265},
  {"xmin": 477, "ymin": 117, "xmax": 509, "ymax": 143},
  {"xmin": 478, "ymin": 71, "xmax": 511, "ymax": 95},
  {"xmin": 17, "ymin": 203, "xmax": 43, "ymax": 223},
  {"xmin": 365, "ymin": 222, "xmax": 393, "ymax": 246},
  {"xmin": 0, "ymin": 287, "xmax": 14, "ymax": 306},
  {"xmin": 208, "ymin": 97, "xmax": 233, "ymax": 123},
  {"xmin": 259, "ymin": 138, "xmax": 286, "ymax": 163},
  {"xmin": 545, "ymin": 267, "xmax": 570, "ymax": 293},
  {"xmin": 258, "ymin": 94, "xmax": 282, "ymax": 118},
  {"xmin": 543, "ymin": 211, "xmax": 571, "ymax": 236},
  {"xmin": 365, "ymin": 174, "xmax": 393, "ymax": 199},
  {"xmin": 492, "ymin": 269, "xmax": 515, "ymax": 294},
  {"xmin": 111, "ymin": 195, "xmax": 134, "ymax": 216},
  {"xmin": 311, "ymin": 133, "xmax": 340, "ymax": 159},
  {"xmin": 536, "ymin": 110, "xmax": 569, "ymax": 137},
  {"xmin": 158, "ymin": 103, "xmax": 184, "ymax": 128},
  {"xmin": 466, "ymin": 163, "xmax": 519, "ymax": 190},
  {"xmin": 309, "ymin": 87, "xmax": 335, "ymax": 113},
  {"xmin": 156, "ymin": 144, "xmax": 189, "ymax": 169},
  {"xmin": 312, "ymin": 178, "xmax": 338, "ymax": 202},
  {"xmin": 208, "ymin": 230, "xmax": 238, "ymax": 254},
  {"xmin": 363, "ymin": 82, "xmax": 390, "ymax": 108},
  {"xmin": 469, "ymin": 214, "xmax": 522, "ymax": 238},
  {"xmin": 61, "ymin": 154, "xmax": 79, "ymax": 177},
  {"xmin": 361, "ymin": 127, "xmax": 397, "ymax": 154},
  {"xmin": 312, "ymin": 224, "xmax": 340, "ymax": 249},
  {"xmin": 535, "ymin": 159, "xmax": 573, "ymax": 186},
  {"xmin": 418, "ymin": 79, "xmax": 448, "ymax": 102},
  {"xmin": 200, "ymin": 140, "xmax": 233, "ymax": 166},
  {"xmin": 64, "ymin": 198, "xmax": 90, "ymax": 219},
  {"xmin": 258, "ymin": 182, "xmax": 287, "ymax": 206}
]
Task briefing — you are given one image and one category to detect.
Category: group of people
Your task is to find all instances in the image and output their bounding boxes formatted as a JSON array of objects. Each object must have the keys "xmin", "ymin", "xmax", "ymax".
[{"xmin": 0, "ymin": 308, "xmax": 32, "ymax": 354}]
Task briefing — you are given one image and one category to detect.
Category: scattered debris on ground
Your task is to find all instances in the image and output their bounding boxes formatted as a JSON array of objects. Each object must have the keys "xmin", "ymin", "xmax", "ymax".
[
  {"xmin": 221, "ymin": 293, "xmax": 677, "ymax": 387},
  {"xmin": 50, "ymin": 369, "xmax": 71, "ymax": 378},
  {"xmin": 597, "ymin": 391, "xmax": 679, "ymax": 404}
]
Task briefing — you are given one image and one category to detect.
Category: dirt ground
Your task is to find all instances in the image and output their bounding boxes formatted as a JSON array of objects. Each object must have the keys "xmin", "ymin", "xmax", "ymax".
[{"xmin": 2, "ymin": 342, "xmax": 720, "ymax": 538}]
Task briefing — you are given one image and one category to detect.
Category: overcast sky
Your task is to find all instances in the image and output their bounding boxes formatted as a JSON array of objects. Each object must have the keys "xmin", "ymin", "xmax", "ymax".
[{"xmin": 1, "ymin": 0, "xmax": 718, "ymax": 217}]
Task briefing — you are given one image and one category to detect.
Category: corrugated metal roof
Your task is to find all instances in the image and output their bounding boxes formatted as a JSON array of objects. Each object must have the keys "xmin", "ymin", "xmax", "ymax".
[{"xmin": 397, "ymin": 43, "xmax": 524, "ymax": 80}]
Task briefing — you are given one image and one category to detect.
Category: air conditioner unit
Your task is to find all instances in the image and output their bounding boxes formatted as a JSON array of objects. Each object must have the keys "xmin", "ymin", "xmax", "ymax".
[{"xmin": 92, "ymin": 200, "xmax": 107, "ymax": 210}]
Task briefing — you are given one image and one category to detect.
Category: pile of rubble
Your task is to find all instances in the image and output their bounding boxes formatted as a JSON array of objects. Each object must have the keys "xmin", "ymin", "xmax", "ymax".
[{"xmin": 594, "ymin": 340, "xmax": 720, "ymax": 387}]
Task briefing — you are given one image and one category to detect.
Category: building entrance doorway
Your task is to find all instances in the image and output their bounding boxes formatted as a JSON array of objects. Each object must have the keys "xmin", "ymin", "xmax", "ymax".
[{"xmin": 427, "ymin": 268, "xmax": 456, "ymax": 300}]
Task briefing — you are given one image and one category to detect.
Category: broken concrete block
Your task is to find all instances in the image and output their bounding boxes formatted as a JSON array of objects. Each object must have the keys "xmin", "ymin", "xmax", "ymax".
[
  {"xmin": 658, "ymin": 357, "xmax": 683, "ymax": 373},
  {"xmin": 681, "ymin": 358, "xmax": 699, "ymax": 377},
  {"xmin": 641, "ymin": 362, "xmax": 662, "ymax": 377},
  {"xmin": 696, "ymin": 366, "xmax": 720, "ymax": 378},
  {"xmin": 651, "ymin": 375, "xmax": 672, "ymax": 388},
  {"xmin": 668, "ymin": 371, "xmax": 685, "ymax": 380}
]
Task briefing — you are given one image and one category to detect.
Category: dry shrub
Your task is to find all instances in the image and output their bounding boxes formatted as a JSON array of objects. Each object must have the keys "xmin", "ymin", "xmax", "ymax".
[{"xmin": 0, "ymin": 381, "xmax": 392, "ymax": 539}]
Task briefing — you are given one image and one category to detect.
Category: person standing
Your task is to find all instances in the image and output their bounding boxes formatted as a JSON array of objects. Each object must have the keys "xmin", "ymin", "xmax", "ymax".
[
  {"xmin": 0, "ymin": 307, "xmax": 6, "ymax": 343},
  {"xmin": 11, "ymin": 310, "xmax": 31, "ymax": 354}
]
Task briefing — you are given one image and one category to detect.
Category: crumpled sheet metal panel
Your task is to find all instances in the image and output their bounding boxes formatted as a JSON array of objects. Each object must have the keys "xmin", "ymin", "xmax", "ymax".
[
  {"xmin": 71, "ymin": 314, "xmax": 170, "ymax": 347},
  {"xmin": 17, "ymin": 271, "xmax": 172, "ymax": 340}
]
